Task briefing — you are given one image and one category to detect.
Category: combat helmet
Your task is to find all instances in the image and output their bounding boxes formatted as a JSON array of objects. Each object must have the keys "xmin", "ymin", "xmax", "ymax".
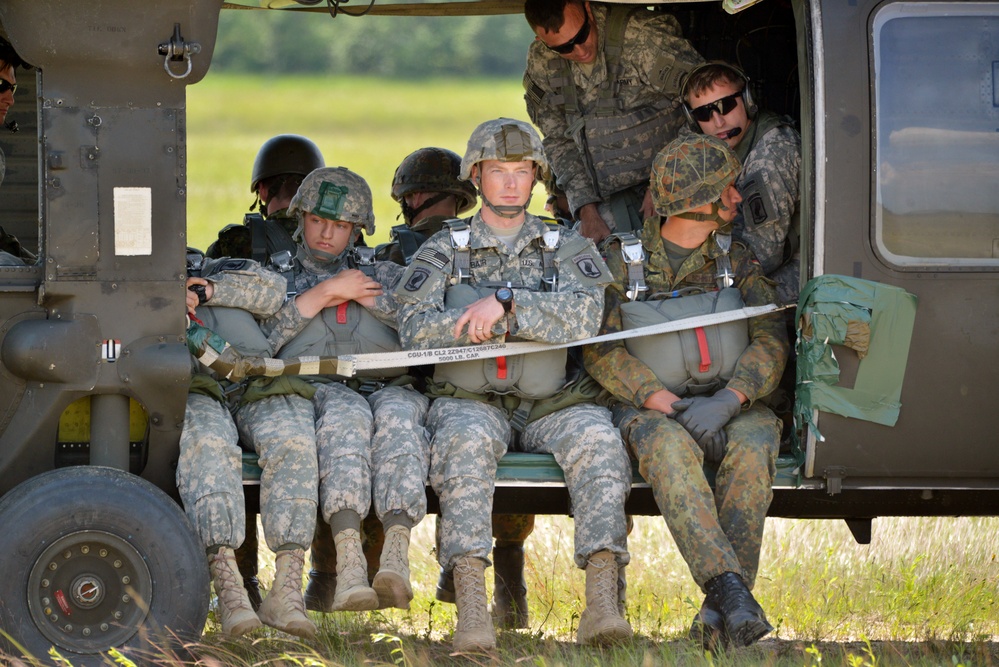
[
  {"xmin": 459, "ymin": 118, "xmax": 551, "ymax": 182},
  {"xmin": 651, "ymin": 132, "xmax": 741, "ymax": 218},
  {"xmin": 289, "ymin": 166, "xmax": 375, "ymax": 236},
  {"xmin": 250, "ymin": 134, "xmax": 325, "ymax": 194},
  {"xmin": 391, "ymin": 148, "xmax": 477, "ymax": 222}
]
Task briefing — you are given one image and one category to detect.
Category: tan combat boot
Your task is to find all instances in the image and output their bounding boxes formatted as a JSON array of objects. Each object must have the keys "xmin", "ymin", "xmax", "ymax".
[
  {"xmin": 372, "ymin": 525, "xmax": 413, "ymax": 610},
  {"xmin": 257, "ymin": 548, "xmax": 317, "ymax": 639},
  {"xmin": 209, "ymin": 548, "xmax": 262, "ymax": 637},
  {"xmin": 331, "ymin": 528, "xmax": 379, "ymax": 611},
  {"xmin": 452, "ymin": 556, "xmax": 496, "ymax": 652},
  {"xmin": 576, "ymin": 550, "xmax": 633, "ymax": 646}
]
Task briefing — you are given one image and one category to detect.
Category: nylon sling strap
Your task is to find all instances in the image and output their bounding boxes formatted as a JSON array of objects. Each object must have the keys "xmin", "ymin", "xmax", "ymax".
[{"xmin": 187, "ymin": 303, "xmax": 785, "ymax": 382}]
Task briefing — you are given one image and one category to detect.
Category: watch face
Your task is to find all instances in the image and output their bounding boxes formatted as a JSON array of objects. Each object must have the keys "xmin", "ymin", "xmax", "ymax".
[{"xmin": 496, "ymin": 287, "xmax": 513, "ymax": 302}]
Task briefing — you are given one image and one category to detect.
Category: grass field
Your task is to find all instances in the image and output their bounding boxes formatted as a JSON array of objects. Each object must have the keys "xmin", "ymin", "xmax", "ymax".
[
  {"xmin": 186, "ymin": 74, "xmax": 539, "ymax": 253},
  {"xmin": 8, "ymin": 74, "xmax": 989, "ymax": 666}
]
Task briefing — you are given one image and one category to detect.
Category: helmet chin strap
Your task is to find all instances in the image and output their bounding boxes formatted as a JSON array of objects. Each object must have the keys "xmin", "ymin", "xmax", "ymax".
[
  {"xmin": 403, "ymin": 191, "xmax": 450, "ymax": 226},
  {"xmin": 681, "ymin": 200, "xmax": 732, "ymax": 232}
]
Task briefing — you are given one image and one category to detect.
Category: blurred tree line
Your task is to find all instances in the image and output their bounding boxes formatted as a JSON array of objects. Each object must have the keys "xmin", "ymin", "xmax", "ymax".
[{"xmin": 213, "ymin": 6, "xmax": 535, "ymax": 77}]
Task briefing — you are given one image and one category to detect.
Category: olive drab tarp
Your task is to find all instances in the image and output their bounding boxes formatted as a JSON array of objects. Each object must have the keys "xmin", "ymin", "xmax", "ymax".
[{"xmin": 794, "ymin": 275, "xmax": 917, "ymax": 440}]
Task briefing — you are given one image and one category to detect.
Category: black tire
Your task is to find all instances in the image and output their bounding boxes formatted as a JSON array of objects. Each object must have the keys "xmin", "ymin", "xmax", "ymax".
[{"xmin": 0, "ymin": 466, "xmax": 209, "ymax": 666}]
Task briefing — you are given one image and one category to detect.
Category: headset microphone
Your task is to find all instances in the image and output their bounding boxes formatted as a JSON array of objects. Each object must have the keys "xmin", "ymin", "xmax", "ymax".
[
  {"xmin": 724, "ymin": 127, "xmax": 741, "ymax": 140},
  {"xmin": 4, "ymin": 120, "xmax": 17, "ymax": 133}
]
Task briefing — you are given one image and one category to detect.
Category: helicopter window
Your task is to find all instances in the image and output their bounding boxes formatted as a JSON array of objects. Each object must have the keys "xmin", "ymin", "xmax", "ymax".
[{"xmin": 873, "ymin": 4, "xmax": 999, "ymax": 269}]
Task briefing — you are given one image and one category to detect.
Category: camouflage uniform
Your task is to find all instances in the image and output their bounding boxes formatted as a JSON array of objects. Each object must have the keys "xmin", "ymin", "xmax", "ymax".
[
  {"xmin": 734, "ymin": 110, "xmax": 802, "ymax": 305},
  {"xmin": 584, "ymin": 216, "xmax": 788, "ymax": 589},
  {"xmin": 395, "ymin": 212, "xmax": 632, "ymax": 570},
  {"xmin": 260, "ymin": 181, "xmax": 430, "ymax": 532},
  {"xmin": 176, "ymin": 261, "xmax": 288, "ymax": 550},
  {"xmin": 523, "ymin": 3, "xmax": 702, "ymax": 226}
]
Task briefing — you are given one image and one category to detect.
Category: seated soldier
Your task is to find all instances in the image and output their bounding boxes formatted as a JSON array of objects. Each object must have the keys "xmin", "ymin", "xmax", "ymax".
[
  {"xmin": 584, "ymin": 133, "xmax": 788, "ymax": 649},
  {"xmin": 261, "ymin": 167, "xmax": 429, "ymax": 612},
  {"xmin": 180, "ymin": 252, "xmax": 315, "ymax": 638},
  {"xmin": 395, "ymin": 118, "xmax": 633, "ymax": 651}
]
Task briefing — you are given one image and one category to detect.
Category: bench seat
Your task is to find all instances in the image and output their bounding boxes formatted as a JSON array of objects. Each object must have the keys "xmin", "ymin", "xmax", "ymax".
[{"xmin": 241, "ymin": 451, "xmax": 802, "ymax": 517}]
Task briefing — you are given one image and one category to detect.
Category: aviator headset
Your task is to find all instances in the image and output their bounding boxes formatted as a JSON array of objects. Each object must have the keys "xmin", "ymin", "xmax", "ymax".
[{"xmin": 680, "ymin": 61, "xmax": 758, "ymax": 128}]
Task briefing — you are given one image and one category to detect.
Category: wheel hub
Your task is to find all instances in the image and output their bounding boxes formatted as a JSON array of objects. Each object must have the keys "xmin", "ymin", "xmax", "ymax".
[{"xmin": 27, "ymin": 530, "xmax": 152, "ymax": 653}]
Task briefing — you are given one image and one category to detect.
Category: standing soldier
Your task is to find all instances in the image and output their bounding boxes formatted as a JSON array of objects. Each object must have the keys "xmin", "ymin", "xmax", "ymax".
[
  {"xmin": 261, "ymin": 167, "xmax": 430, "ymax": 612},
  {"xmin": 523, "ymin": 0, "xmax": 703, "ymax": 242},
  {"xmin": 682, "ymin": 61, "xmax": 801, "ymax": 305},
  {"xmin": 584, "ymin": 133, "xmax": 788, "ymax": 649},
  {"xmin": 179, "ymin": 254, "xmax": 315, "ymax": 637},
  {"xmin": 395, "ymin": 118, "xmax": 633, "ymax": 651}
]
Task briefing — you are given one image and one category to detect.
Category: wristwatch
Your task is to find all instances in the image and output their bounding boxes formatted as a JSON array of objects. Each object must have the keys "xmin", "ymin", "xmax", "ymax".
[{"xmin": 494, "ymin": 286, "xmax": 514, "ymax": 313}]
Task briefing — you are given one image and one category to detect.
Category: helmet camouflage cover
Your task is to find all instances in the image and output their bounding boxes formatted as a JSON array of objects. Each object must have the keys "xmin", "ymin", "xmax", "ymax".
[
  {"xmin": 392, "ymin": 147, "xmax": 477, "ymax": 214},
  {"xmin": 288, "ymin": 167, "xmax": 375, "ymax": 236},
  {"xmin": 651, "ymin": 132, "xmax": 741, "ymax": 217},
  {"xmin": 460, "ymin": 118, "xmax": 551, "ymax": 182}
]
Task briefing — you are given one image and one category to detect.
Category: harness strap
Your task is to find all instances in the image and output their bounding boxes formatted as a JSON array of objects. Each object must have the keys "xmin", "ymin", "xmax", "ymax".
[
  {"xmin": 615, "ymin": 232, "xmax": 648, "ymax": 300},
  {"xmin": 540, "ymin": 223, "xmax": 561, "ymax": 292},
  {"xmin": 447, "ymin": 218, "xmax": 472, "ymax": 285}
]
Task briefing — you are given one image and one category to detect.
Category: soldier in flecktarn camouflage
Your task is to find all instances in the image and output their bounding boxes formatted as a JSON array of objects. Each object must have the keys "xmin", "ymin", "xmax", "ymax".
[
  {"xmin": 584, "ymin": 133, "xmax": 788, "ymax": 650},
  {"xmin": 395, "ymin": 118, "xmax": 633, "ymax": 651},
  {"xmin": 523, "ymin": 0, "xmax": 703, "ymax": 243},
  {"xmin": 257, "ymin": 166, "xmax": 429, "ymax": 615},
  {"xmin": 178, "ymin": 254, "xmax": 317, "ymax": 638}
]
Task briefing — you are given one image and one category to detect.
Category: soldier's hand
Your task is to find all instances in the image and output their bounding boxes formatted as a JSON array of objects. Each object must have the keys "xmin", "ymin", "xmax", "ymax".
[
  {"xmin": 186, "ymin": 277, "xmax": 212, "ymax": 315},
  {"xmin": 454, "ymin": 295, "xmax": 506, "ymax": 343},
  {"xmin": 640, "ymin": 188, "xmax": 656, "ymax": 220},
  {"xmin": 577, "ymin": 203, "xmax": 611, "ymax": 244},
  {"xmin": 295, "ymin": 270, "xmax": 383, "ymax": 318},
  {"xmin": 643, "ymin": 389, "xmax": 682, "ymax": 416},
  {"xmin": 671, "ymin": 389, "xmax": 743, "ymax": 463}
]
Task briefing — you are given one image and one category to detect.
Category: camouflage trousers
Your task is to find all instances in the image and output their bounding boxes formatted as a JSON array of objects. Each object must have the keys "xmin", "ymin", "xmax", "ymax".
[
  {"xmin": 622, "ymin": 402, "xmax": 780, "ymax": 590},
  {"xmin": 428, "ymin": 398, "xmax": 631, "ymax": 570},
  {"xmin": 518, "ymin": 403, "xmax": 631, "ymax": 568},
  {"xmin": 368, "ymin": 385, "xmax": 431, "ymax": 525},
  {"xmin": 177, "ymin": 393, "xmax": 245, "ymax": 550},
  {"xmin": 313, "ymin": 382, "xmax": 373, "ymax": 523},
  {"xmin": 313, "ymin": 382, "xmax": 430, "ymax": 526},
  {"xmin": 236, "ymin": 393, "xmax": 318, "ymax": 551}
]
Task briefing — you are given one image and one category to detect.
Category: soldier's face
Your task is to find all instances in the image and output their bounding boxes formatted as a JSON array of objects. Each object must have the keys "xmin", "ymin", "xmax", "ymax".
[
  {"xmin": 534, "ymin": 2, "xmax": 598, "ymax": 64},
  {"xmin": 303, "ymin": 213, "xmax": 354, "ymax": 256},
  {"xmin": 0, "ymin": 64, "xmax": 16, "ymax": 125},
  {"xmin": 475, "ymin": 160, "xmax": 535, "ymax": 210},
  {"xmin": 719, "ymin": 183, "xmax": 743, "ymax": 223},
  {"xmin": 687, "ymin": 79, "xmax": 750, "ymax": 149}
]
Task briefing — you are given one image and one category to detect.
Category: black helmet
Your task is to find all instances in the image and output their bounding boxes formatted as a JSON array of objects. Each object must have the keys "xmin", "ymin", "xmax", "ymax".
[
  {"xmin": 391, "ymin": 147, "xmax": 477, "ymax": 214},
  {"xmin": 250, "ymin": 134, "xmax": 325, "ymax": 194}
]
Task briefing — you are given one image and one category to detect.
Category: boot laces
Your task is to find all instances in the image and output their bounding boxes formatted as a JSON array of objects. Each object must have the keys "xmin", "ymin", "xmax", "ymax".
[
  {"xmin": 211, "ymin": 551, "xmax": 250, "ymax": 611},
  {"xmin": 274, "ymin": 550, "xmax": 308, "ymax": 614},
  {"xmin": 334, "ymin": 530, "xmax": 368, "ymax": 589},
  {"xmin": 709, "ymin": 573, "xmax": 754, "ymax": 617},
  {"xmin": 454, "ymin": 560, "xmax": 489, "ymax": 628},
  {"xmin": 383, "ymin": 528, "xmax": 408, "ymax": 568},
  {"xmin": 588, "ymin": 555, "xmax": 619, "ymax": 615}
]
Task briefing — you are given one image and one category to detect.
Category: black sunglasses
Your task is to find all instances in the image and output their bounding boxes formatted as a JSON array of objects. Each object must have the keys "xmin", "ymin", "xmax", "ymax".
[
  {"xmin": 546, "ymin": 12, "xmax": 590, "ymax": 55},
  {"xmin": 0, "ymin": 78, "xmax": 16, "ymax": 95},
  {"xmin": 688, "ymin": 91, "xmax": 742, "ymax": 123}
]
